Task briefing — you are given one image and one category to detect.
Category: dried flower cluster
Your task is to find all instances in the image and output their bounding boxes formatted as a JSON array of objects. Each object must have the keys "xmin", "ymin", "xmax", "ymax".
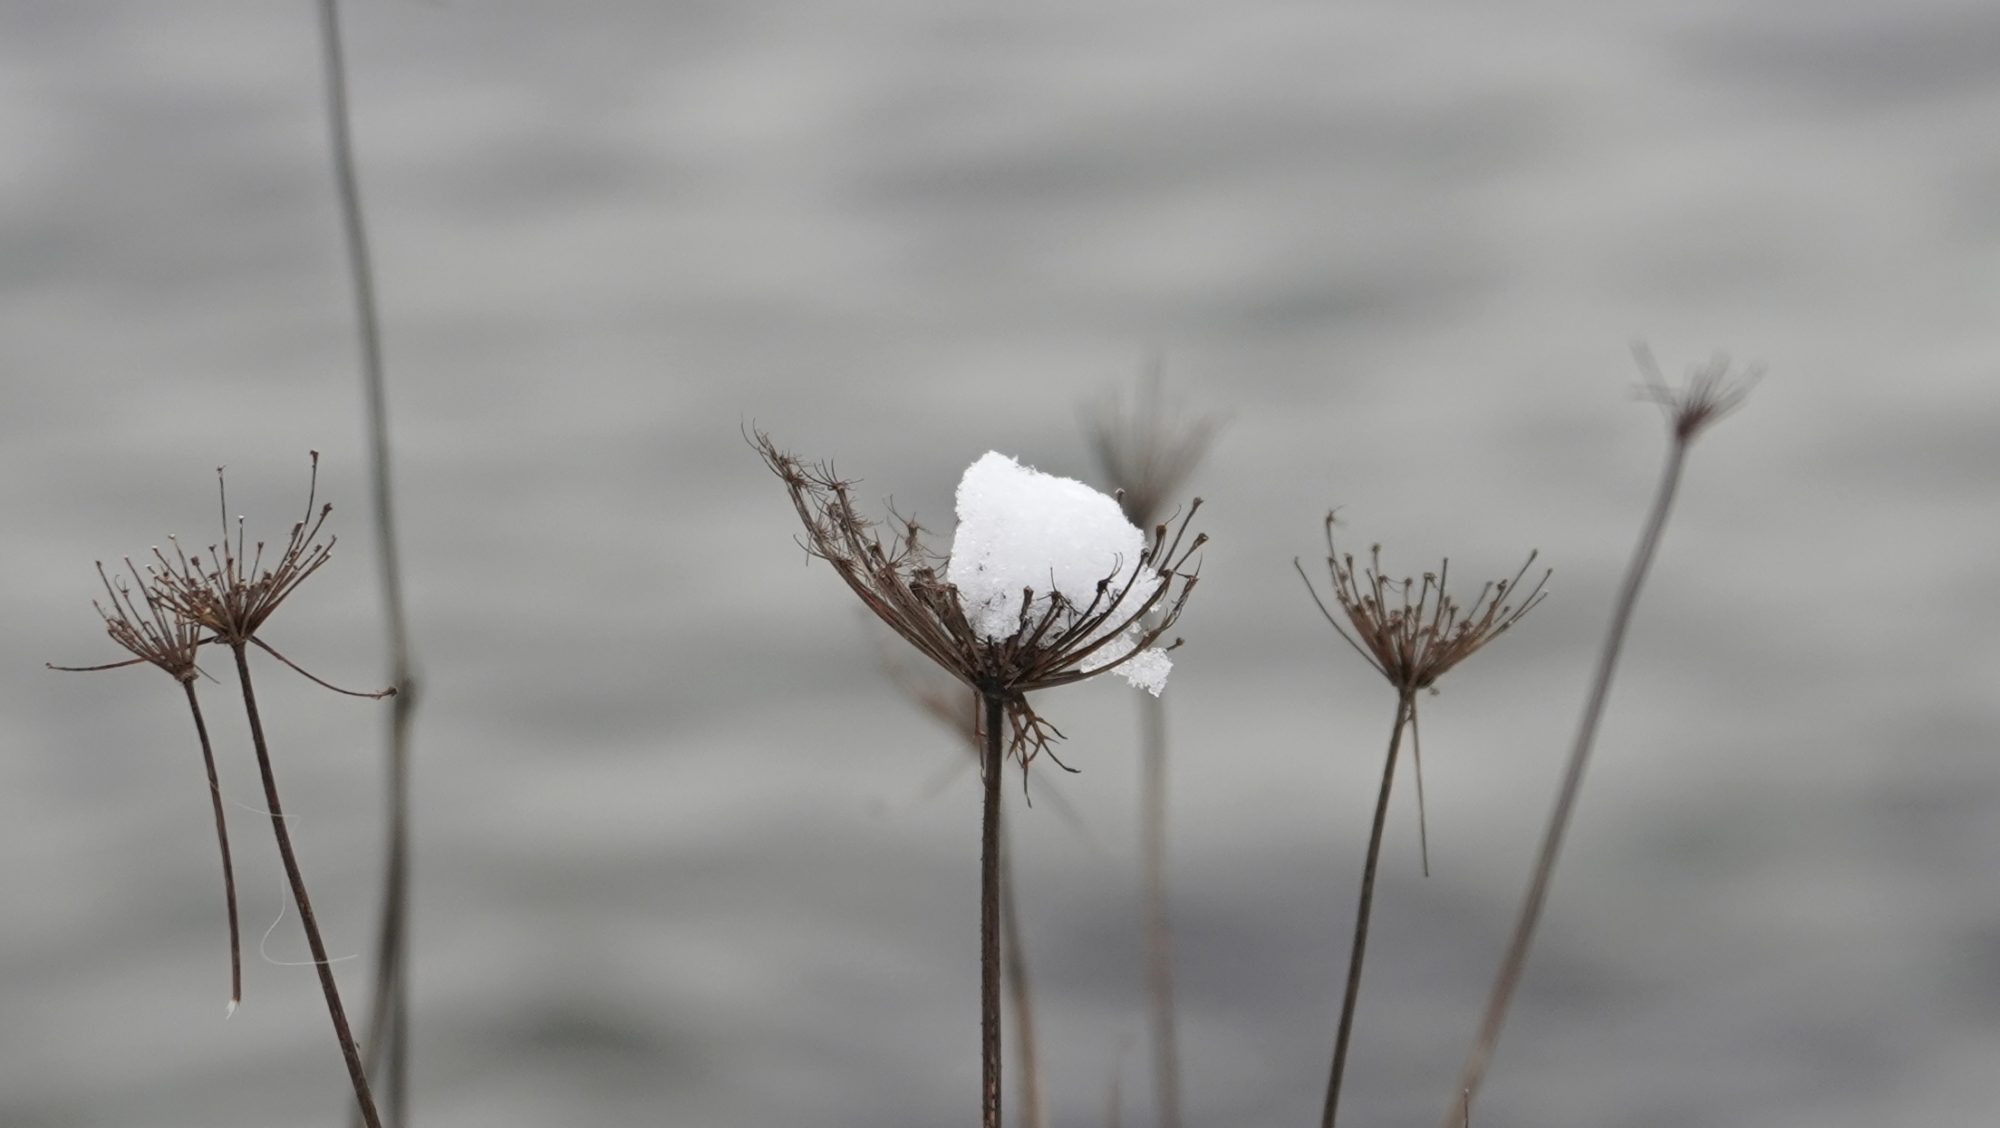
[
  {"xmin": 59, "ymin": 559, "xmax": 208, "ymax": 681},
  {"xmin": 1299, "ymin": 516, "xmax": 1550, "ymax": 696},
  {"xmin": 1082, "ymin": 370, "xmax": 1224, "ymax": 529},
  {"xmin": 755, "ymin": 430, "xmax": 1204, "ymax": 766},
  {"xmin": 150, "ymin": 456, "xmax": 336, "ymax": 644}
]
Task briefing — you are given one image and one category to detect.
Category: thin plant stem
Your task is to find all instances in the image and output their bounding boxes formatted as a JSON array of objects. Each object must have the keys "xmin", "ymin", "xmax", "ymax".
[
  {"xmin": 232, "ymin": 643, "xmax": 384, "ymax": 1128},
  {"xmin": 1138, "ymin": 693, "xmax": 1183, "ymax": 1128},
  {"xmin": 1409, "ymin": 701, "xmax": 1430, "ymax": 877},
  {"xmin": 313, "ymin": 2, "xmax": 418, "ymax": 1122},
  {"xmin": 998, "ymin": 827, "xmax": 1044, "ymax": 1128},
  {"xmin": 180, "ymin": 680, "xmax": 243, "ymax": 1013},
  {"xmin": 880, "ymin": 662, "xmax": 1050, "ymax": 1126},
  {"xmin": 980, "ymin": 692, "xmax": 1006, "ymax": 1128},
  {"xmin": 1439, "ymin": 438, "xmax": 1690, "ymax": 1127},
  {"xmin": 1321, "ymin": 690, "xmax": 1415, "ymax": 1128}
]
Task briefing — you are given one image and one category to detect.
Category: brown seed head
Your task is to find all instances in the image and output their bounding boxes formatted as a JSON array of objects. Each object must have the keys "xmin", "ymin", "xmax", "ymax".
[
  {"xmin": 1632, "ymin": 343, "xmax": 1760, "ymax": 443},
  {"xmin": 149, "ymin": 453, "xmax": 335, "ymax": 645},
  {"xmin": 49, "ymin": 558, "xmax": 208, "ymax": 681},
  {"xmin": 755, "ymin": 429, "xmax": 1206, "ymax": 765},
  {"xmin": 1299, "ymin": 514, "xmax": 1549, "ymax": 695}
]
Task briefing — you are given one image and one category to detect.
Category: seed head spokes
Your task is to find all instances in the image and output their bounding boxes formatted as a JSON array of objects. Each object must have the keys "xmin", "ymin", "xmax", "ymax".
[
  {"xmin": 150, "ymin": 453, "xmax": 336, "ymax": 646},
  {"xmin": 1298, "ymin": 513, "xmax": 1548, "ymax": 694},
  {"xmin": 756, "ymin": 430, "xmax": 1206, "ymax": 766},
  {"xmin": 140, "ymin": 453, "xmax": 393, "ymax": 699},
  {"xmin": 48, "ymin": 558, "xmax": 208, "ymax": 681}
]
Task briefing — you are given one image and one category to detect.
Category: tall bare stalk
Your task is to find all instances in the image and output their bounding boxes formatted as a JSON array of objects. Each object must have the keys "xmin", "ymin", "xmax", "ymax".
[
  {"xmin": 1319, "ymin": 691, "xmax": 1414, "ymax": 1127},
  {"xmin": 1437, "ymin": 351, "xmax": 1755, "ymax": 1127},
  {"xmin": 310, "ymin": 3, "xmax": 418, "ymax": 1121}
]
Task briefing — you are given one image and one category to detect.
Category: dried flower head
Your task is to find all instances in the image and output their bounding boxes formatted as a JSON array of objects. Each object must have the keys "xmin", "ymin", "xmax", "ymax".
[
  {"xmin": 49, "ymin": 558, "xmax": 208, "ymax": 681},
  {"xmin": 1632, "ymin": 343, "xmax": 1761, "ymax": 443},
  {"xmin": 756, "ymin": 430, "xmax": 1205, "ymax": 766},
  {"xmin": 149, "ymin": 453, "xmax": 335, "ymax": 646},
  {"xmin": 1082, "ymin": 365, "xmax": 1224, "ymax": 529},
  {"xmin": 1297, "ymin": 515, "xmax": 1549, "ymax": 695},
  {"xmin": 143, "ymin": 453, "xmax": 393, "ymax": 699}
]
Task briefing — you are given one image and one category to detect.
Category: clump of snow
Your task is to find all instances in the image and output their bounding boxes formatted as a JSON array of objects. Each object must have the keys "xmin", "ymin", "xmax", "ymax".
[{"xmin": 946, "ymin": 451, "xmax": 1172, "ymax": 694}]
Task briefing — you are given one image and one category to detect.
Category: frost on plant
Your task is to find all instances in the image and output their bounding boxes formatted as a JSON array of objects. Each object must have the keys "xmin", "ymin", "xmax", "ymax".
[{"xmin": 949, "ymin": 452, "xmax": 1173, "ymax": 694}]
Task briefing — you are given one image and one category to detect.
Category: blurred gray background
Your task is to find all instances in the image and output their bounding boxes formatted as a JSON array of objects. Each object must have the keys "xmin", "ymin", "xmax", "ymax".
[{"xmin": 5, "ymin": 2, "xmax": 1998, "ymax": 1126}]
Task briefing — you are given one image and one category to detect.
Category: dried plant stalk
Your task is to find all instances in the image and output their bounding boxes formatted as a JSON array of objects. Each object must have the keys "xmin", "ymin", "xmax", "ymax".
[
  {"xmin": 1438, "ymin": 349, "xmax": 1755, "ymax": 1126},
  {"xmin": 150, "ymin": 456, "xmax": 394, "ymax": 1128},
  {"xmin": 1298, "ymin": 528, "xmax": 1548, "ymax": 1128},
  {"xmin": 49, "ymin": 560, "xmax": 243, "ymax": 1012},
  {"xmin": 310, "ymin": 2, "xmax": 420, "ymax": 1121},
  {"xmin": 757, "ymin": 430, "xmax": 1205, "ymax": 1128},
  {"xmin": 885, "ymin": 661, "xmax": 1048, "ymax": 1128}
]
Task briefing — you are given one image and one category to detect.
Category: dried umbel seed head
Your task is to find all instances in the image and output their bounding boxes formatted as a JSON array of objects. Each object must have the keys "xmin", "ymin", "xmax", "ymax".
[
  {"xmin": 1082, "ymin": 366, "xmax": 1224, "ymax": 530},
  {"xmin": 755, "ymin": 430, "xmax": 1205, "ymax": 767},
  {"xmin": 149, "ymin": 453, "xmax": 335, "ymax": 646},
  {"xmin": 136, "ymin": 453, "xmax": 393, "ymax": 700},
  {"xmin": 1298, "ymin": 514, "xmax": 1550, "ymax": 695},
  {"xmin": 48, "ymin": 558, "xmax": 207, "ymax": 681},
  {"xmin": 1632, "ymin": 343, "xmax": 1761, "ymax": 443}
]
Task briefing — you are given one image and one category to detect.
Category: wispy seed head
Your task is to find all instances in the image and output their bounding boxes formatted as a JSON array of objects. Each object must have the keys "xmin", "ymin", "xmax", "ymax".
[
  {"xmin": 1632, "ymin": 343, "xmax": 1761, "ymax": 443},
  {"xmin": 149, "ymin": 453, "xmax": 334, "ymax": 645},
  {"xmin": 1298, "ymin": 515, "xmax": 1549, "ymax": 695}
]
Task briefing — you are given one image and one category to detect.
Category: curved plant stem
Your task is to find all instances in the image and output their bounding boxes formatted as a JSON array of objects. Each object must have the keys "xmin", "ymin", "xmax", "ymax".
[
  {"xmin": 1138, "ymin": 693, "xmax": 1183, "ymax": 1128},
  {"xmin": 313, "ymin": 2, "xmax": 418, "ymax": 1122},
  {"xmin": 998, "ymin": 829, "xmax": 1044, "ymax": 1128},
  {"xmin": 1321, "ymin": 690, "xmax": 1415, "ymax": 1128},
  {"xmin": 981, "ymin": 692, "xmax": 1006, "ymax": 1128},
  {"xmin": 181, "ymin": 680, "xmax": 242, "ymax": 1013},
  {"xmin": 1439, "ymin": 438, "xmax": 1689, "ymax": 1127},
  {"xmin": 232, "ymin": 643, "xmax": 384, "ymax": 1128}
]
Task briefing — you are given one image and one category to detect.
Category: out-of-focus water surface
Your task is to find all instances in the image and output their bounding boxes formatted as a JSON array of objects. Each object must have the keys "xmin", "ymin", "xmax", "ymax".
[{"xmin": 4, "ymin": 3, "xmax": 1998, "ymax": 1126}]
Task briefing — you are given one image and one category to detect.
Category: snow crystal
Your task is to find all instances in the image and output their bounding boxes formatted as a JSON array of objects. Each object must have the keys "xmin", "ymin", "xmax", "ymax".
[{"xmin": 946, "ymin": 451, "xmax": 1173, "ymax": 694}]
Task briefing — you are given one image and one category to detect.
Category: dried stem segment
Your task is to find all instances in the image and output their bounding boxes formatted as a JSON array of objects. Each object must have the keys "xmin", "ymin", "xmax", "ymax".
[
  {"xmin": 1320, "ymin": 691, "xmax": 1414, "ymax": 1128},
  {"xmin": 232, "ymin": 644, "xmax": 383, "ymax": 1128},
  {"xmin": 884, "ymin": 662, "xmax": 1049, "ymax": 1128},
  {"xmin": 182, "ymin": 680, "xmax": 243, "ymax": 1012},
  {"xmin": 981, "ymin": 692, "xmax": 1006, "ymax": 1128}
]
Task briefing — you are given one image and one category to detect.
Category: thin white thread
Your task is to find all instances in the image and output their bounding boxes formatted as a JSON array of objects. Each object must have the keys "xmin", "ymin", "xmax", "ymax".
[{"xmin": 255, "ymin": 830, "xmax": 359, "ymax": 969}]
